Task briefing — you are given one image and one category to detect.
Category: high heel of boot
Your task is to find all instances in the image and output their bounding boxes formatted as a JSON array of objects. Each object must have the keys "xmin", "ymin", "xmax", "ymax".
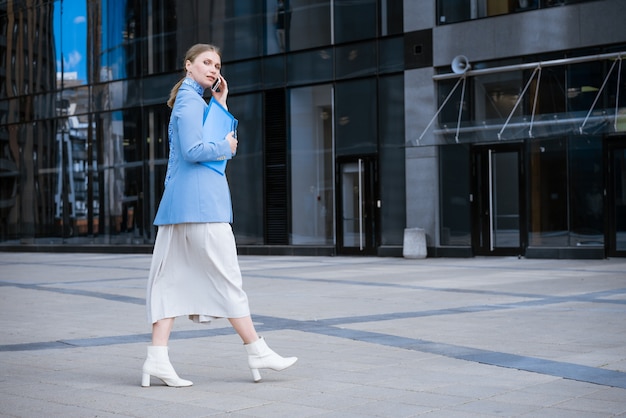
[
  {"xmin": 250, "ymin": 368, "xmax": 262, "ymax": 382},
  {"xmin": 141, "ymin": 372, "xmax": 151, "ymax": 387}
]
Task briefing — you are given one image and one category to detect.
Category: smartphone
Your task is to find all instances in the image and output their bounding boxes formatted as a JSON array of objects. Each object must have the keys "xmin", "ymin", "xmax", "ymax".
[{"xmin": 211, "ymin": 77, "xmax": 221, "ymax": 92}]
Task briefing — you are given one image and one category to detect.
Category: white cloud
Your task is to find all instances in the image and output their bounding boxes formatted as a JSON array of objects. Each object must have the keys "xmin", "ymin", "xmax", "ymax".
[
  {"xmin": 64, "ymin": 50, "xmax": 83, "ymax": 70},
  {"xmin": 74, "ymin": 15, "xmax": 86, "ymax": 24}
]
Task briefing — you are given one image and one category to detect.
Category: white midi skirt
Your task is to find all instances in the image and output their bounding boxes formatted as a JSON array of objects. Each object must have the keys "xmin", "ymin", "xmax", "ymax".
[{"xmin": 146, "ymin": 223, "xmax": 251, "ymax": 324}]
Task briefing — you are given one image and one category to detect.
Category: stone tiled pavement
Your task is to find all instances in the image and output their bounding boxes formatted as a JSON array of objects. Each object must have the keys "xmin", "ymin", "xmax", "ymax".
[{"xmin": 1, "ymin": 252, "xmax": 625, "ymax": 417}]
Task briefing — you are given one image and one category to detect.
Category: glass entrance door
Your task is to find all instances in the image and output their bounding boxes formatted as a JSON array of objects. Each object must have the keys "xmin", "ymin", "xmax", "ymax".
[
  {"xmin": 337, "ymin": 156, "xmax": 377, "ymax": 255},
  {"xmin": 607, "ymin": 138, "xmax": 626, "ymax": 257},
  {"xmin": 472, "ymin": 143, "xmax": 526, "ymax": 256}
]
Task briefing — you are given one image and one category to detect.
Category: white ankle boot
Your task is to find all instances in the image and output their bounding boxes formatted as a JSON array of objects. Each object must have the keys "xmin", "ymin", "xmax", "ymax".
[
  {"xmin": 244, "ymin": 337, "xmax": 297, "ymax": 382},
  {"xmin": 141, "ymin": 346, "xmax": 193, "ymax": 387}
]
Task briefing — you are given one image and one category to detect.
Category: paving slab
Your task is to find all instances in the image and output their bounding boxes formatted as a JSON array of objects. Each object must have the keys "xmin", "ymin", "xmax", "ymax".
[{"xmin": 1, "ymin": 253, "xmax": 625, "ymax": 417}]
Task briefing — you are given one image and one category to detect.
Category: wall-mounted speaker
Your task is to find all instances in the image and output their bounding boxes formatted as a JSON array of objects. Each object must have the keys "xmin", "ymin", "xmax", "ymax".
[{"xmin": 451, "ymin": 55, "xmax": 471, "ymax": 74}]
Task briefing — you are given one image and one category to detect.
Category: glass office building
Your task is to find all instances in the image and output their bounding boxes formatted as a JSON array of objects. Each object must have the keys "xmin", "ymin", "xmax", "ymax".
[{"xmin": 1, "ymin": 0, "xmax": 624, "ymax": 258}]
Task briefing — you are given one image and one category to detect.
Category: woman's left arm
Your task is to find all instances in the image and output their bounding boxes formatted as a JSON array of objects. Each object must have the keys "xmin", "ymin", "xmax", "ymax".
[{"xmin": 177, "ymin": 92, "xmax": 232, "ymax": 162}]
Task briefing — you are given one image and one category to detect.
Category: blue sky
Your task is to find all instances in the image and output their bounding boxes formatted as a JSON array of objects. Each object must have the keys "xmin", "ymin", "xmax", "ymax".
[{"xmin": 54, "ymin": 0, "xmax": 87, "ymax": 81}]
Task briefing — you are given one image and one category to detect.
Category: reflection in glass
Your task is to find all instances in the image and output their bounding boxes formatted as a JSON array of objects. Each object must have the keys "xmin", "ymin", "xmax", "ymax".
[
  {"xmin": 341, "ymin": 161, "xmax": 364, "ymax": 248},
  {"xmin": 612, "ymin": 147, "xmax": 626, "ymax": 251},
  {"xmin": 223, "ymin": 60, "xmax": 262, "ymax": 95},
  {"xmin": 335, "ymin": 79, "xmax": 377, "ymax": 155},
  {"xmin": 529, "ymin": 137, "xmax": 604, "ymax": 248},
  {"xmin": 567, "ymin": 62, "xmax": 603, "ymax": 113},
  {"xmin": 287, "ymin": 48, "xmax": 333, "ymax": 86},
  {"xmin": 288, "ymin": 0, "xmax": 331, "ymax": 51},
  {"xmin": 378, "ymin": 74, "xmax": 406, "ymax": 246},
  {"xmin": 289, "ymin": 85, "xmax": 334, "ymax": 245},
  {"xmin": 529, "ymin": 138, "xmax": 567, "ymax": 246},
  {"xmin": 334, "ymin": 0, "xmax": 376, "ymax": 44},
  {"xmin": 266, "ymin": 0, "xmax": 292, "ymax": 54},
  {"xmin": 474, "ymin": 72, "xmax": 523, "ymax": 124},
  {"xmin": 262, "ymin": 54, "xmax": 286, "ymax": 89},
  {"xmin": 437, "ymin": 0, "xmax": 581, "ymax": 24},
  {"xmin": 379, "ymin": 37, "xmax": 404, "ymax": 74},
  {"xmin": 381, "ymin": 0, "xmax": 404, "ymax": 36},
  {"xmin": 55, "ymin": 0, "xmax": 88, "ymax": 85},
  {"xmin": 440, "ymin": 145, "xmax": 471, "ymax": 246},
  {"xmin": 335, "ymin": 41, "xmax": 377, "ymax": 80},
  {"xmin": 569, "ymin": 137, "xmax": 603, "ymax": 246},
  {"xmin": 491, "ymin": 151, "xmax": 519, "ymax": 248},
  {"xmin": 102, "ymin": 0, "xmax": 130, "ymax": 81},
  {"xmin": 228, "ymin": 94, "xmax": 265, "ymax": 245}
]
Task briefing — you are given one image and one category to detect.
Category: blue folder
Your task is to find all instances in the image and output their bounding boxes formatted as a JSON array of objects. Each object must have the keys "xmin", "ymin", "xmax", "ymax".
[{"xmin": 200, "ymin": 98, "xmax": 238, "ymax": 174}]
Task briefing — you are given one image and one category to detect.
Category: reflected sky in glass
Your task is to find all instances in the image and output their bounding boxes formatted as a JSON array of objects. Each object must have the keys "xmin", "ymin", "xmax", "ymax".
[{"xmin": 54, "ymin": 0, "xmax": 87, "ymax": 83}]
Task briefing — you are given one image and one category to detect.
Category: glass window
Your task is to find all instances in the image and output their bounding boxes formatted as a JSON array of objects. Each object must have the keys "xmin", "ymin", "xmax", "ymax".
[
  {"xmin": 223, "ymin": 3, "xmax": 266, "ymax": 61},
  {"xmin": 102, "ymin": 0, "xmax": 130, "ymax": 81},
  {"xmin": 0, "ymin": 123, "xmax": 19, "ymax": 240},
  {"xmin": 149, "ymin": 1, "xmax": 177, "ymax": 73},
  {"xmin": 438, "ymin": 78, "xmax": 472, "ymax": 127},
  {"xmin": 289, "ymin": 85, "xmax": 334, "ymax": 245},
  {"xmin": 166, "ymin": 3, "xmax": 262, "ymax": 62},
  {"xmin": 142, "ymin": 74, "xmax": 179, "ymax": 107},
  {"xmin": 224, "ymin": 60, "xmax": 263, "ymax": 95},
  {"xmin": 228, "ymin": 94, "xmax": 265, "ymax": 245},
  {"xmin": 437, "ymin": 0, "xmax": 607, "ymax": 24},
  {"xmin": 607, "ymin": 46, "xmax": 626, "ymax": 125},
  {"xmin": 334, "ymin": 0, "xmax": 377, "ymax": 44},
  {"xmin": 609, "ymin": 142, "xmax": 626, "ymax": 252},
  {"xmin": 335, "ymin": 41, "xmax": 377, "ymax": 80},
  {"xmin": 378, "ymin": 74, "xmax": 406, "ymax": 245},
  {"xmin": 262, "ymin": 54, "xmax": 286, "ymax": 89},
  {"xmin": 438, "ymin": 0, "xmax": 471, "ymax": 24},
  {"xmin": 335, "ymin": 79, "xmax": 377, "ymax": 156},
  {"xmin": 266, "ymin": 0, "xmax": 291, "ymax": 54},
  {"xmin": 33, "ymin": 92, "xmax": 57, "ymax": 120},
  {"xmin": 379, "ymin": 36, "xmax": 404, "ymax": 74},
  {"xmin": 528, "ymin": 136, "xmax": 605, "ymax": 248},
  {"xmin": 59, "ymin": 85, "xmax": 91, "ymax": 117},
  {"xmin": 2, "ymin": 98, "xmax": 19, "ymax": 125},
  {"xmin": 533, "ymin": 66, "xmax": 567, "ymax": 116},
  {"xmin": 568, "ymin": 62, "xmax": 604, "ymax": 114},
  {"xmin": 288, "ymin": 0, "xmax": 331, "ymax": 51},
  {"xmin": 287, "ymin": 48, "xmax": 333, "ymax": 86},
  {"xmin": 381, "ymin": 0, "xmax": 404, "ymax": 36},
  {"xmin": 54, "ymin": 0, "xmax": 88, "ymax": 85},
  {"xmin": 440, "ymin": 144, "xmax": 471, "ymax": 246},
  {"xmin": 569, "ymin": 136, "xmax": 603, "ymax": 246},
  {"xmin": 93, "ymin": 110, "xmax": 128, "ymax": 237},
  {"xmin": 474, "ymin": 71, "xmax": 524, "ymax": 125},
  {"xmin": 529, "ymin": 138, "xmax": 568, "ymax": 246},
  {"xmin": 144, "ymin": 105, "xmax": 173, "ymax": 240}
]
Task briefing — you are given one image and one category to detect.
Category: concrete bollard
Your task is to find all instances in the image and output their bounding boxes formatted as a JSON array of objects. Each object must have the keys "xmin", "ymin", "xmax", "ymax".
[{"xmin": 403, "ymin": 228, "xmax": 427, "ymax": 259}]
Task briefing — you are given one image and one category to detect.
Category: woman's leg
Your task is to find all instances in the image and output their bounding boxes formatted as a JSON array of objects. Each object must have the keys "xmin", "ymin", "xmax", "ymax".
[
  {"xmin": 152, "ymin": 317, "xmax": 175, "ymax": 346},
  {"xmin": 228, "ymin": 316, "xmax": 259, "ymax": 344},
  {"xmin": 142, "ymin": 317, "xmax": 192, "ymax": 387}
]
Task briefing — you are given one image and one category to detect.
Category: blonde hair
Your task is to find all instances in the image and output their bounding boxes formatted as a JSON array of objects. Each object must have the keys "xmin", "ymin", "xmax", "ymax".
[{"xmin": 166, "ymin": 43, "xmax": 221, "ymax": 109}]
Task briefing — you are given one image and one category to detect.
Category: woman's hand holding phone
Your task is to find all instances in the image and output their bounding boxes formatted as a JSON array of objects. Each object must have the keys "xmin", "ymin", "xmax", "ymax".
[{"xmin": 211, "ymin": 75, "xmax": 228, "ymax": 109}]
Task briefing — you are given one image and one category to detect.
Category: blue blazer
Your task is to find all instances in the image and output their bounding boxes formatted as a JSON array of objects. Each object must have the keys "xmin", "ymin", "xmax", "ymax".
[{"xmin": 154, "ymin": 78, "xmax": 234, "ymax": 225}]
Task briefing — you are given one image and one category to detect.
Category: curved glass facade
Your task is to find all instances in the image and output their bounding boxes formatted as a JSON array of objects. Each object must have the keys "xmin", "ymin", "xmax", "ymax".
[{"xmin": 0, "ymin": 0, "xmax": 406, "ymax": 253}]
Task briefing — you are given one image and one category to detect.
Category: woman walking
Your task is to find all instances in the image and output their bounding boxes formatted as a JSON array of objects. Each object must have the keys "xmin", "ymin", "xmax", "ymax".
[{"xmin": 141, "ymin": 43, "xmax": 297, "ymax": 387}]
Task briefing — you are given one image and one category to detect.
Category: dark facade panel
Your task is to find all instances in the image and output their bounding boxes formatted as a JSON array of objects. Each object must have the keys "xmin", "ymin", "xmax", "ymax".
[{"xmin": 404, "ymin": 29, "xmax": 433, "ymax": 70}]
